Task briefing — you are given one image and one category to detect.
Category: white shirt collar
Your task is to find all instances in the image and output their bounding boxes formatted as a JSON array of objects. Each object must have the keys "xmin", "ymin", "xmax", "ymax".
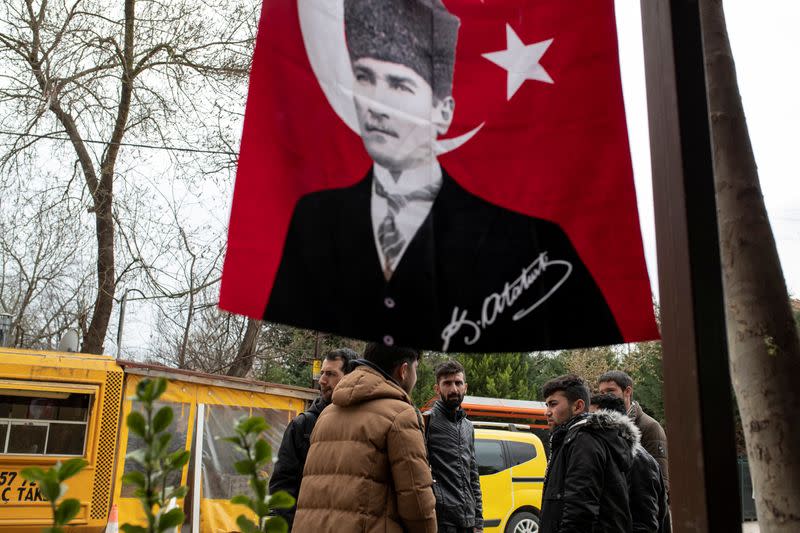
[{"xmin": 373, "ymin": 161, "xmax": 442, "ymax": 194}]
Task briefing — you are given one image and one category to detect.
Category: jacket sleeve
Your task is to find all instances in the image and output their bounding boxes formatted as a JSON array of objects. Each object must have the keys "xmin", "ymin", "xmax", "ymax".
[
  {"xmin": 388, "ymin": 406, "xmax": 437, "ymax": 533},
  {"xmin": 641, "ymin": 420, "xmax": 670, "ymax": 494},
  {"xmin": 268, "ymin": 415, "xmax": 305, "ymax": 524},
  {"xmin": 469, "ymin": 426, "xmax": 484, "ymax": 529},
  {"xmin": 630, "ymin": 452, "xmax": 661, "ymax": 533},
  {"xmin": 558, "ymin": 433, "xmax": 605, "ymax": 533}
]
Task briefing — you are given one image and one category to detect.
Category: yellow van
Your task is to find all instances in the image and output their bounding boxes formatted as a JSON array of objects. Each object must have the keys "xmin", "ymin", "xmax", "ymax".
[{"xmin": 475, "ymin": 422, "xmax": 547, "ymax": 533}]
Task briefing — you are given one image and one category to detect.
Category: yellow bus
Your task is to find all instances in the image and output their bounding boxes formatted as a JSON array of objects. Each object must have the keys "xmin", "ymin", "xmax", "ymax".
[{"xmin": 0, "ymin": 347, "xmax": 317, "ymax": 532}]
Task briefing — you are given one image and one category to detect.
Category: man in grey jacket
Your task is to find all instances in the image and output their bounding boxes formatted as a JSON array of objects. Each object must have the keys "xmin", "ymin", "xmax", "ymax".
[{"xmin": 424, "ymin": 360, "xmax": 483, "ymax": 533}]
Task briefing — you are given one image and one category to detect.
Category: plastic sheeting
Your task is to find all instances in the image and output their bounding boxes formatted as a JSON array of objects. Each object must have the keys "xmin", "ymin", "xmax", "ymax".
[
  {"xmin": 121, "ymin": 400, "xmax": 191, "ymax": 497},
  {"xmin": 200, "ymin": 404, "xmax": 290, "ymax": 531},
  {"xmin": 114, "ymin": 373, "xmax": 303, "ymax": 532}
]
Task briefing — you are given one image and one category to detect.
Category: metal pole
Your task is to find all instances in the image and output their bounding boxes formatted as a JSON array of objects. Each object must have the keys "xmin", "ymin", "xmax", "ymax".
[
  {"xmin": 192, "ymin": 403, "xmax": 205, "ymax": 532},
  {"xmin": 116, "ymin": 288, "xmax": 147, "ymax": 359},
  {"xmin": 116, "ymin": 291, "xmax": 128, "ymax": 358},
  {"xmin": 0, "ymin": 313, "xmax": 12, "ymax": 347}
]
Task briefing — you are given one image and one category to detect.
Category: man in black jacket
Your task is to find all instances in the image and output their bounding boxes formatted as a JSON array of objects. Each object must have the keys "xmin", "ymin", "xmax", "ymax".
[
  {"xmin": 269, "ymin": 348, "xmax": 355, "ymax": 529},
  {"xmin": 591, "ymin": 393, "xmax": 669, "ymax": 533},
  {"xmin": 424, "ymin": 360, "xmax": 483, "ymax": 533},
  {"xmin": 540, "ymin": 374, "xmax": 634, "ymax": 533}
]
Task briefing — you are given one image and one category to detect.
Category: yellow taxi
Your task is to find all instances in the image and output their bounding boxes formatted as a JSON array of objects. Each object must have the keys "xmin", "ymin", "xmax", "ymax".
[{"xmin": 475, "ymin": 422, "xmax": 547, "ymax": 533}]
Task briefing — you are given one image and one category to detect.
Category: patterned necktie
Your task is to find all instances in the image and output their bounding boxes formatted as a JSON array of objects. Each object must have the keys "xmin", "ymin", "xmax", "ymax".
[{"xmin": 375, "ymin": 178, "xmax": 441, "ymax": 279}]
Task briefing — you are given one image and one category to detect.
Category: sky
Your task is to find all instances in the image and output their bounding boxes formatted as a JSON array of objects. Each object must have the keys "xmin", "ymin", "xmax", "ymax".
[{"xmin": 614, "ymin": 0, "xmax": 800, "ymax": 299}]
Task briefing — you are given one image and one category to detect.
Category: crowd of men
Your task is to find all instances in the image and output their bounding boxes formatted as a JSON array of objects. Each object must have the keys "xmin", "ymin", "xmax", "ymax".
[{"xmin": 268, "ymin": 344, "xmax": 670, "ymax": 532}]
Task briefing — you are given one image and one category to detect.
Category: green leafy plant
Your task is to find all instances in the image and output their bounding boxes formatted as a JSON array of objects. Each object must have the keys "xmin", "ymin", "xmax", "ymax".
[
  {"xmin": 226, "ymin": 416, "xmax": 294, "ymax": 533},
  {"xmin": 21, "ymin": 457, "xmax": 88, "ymax": 533},
  {"xmin": 122, "ymin": 378, "xmax": 190, "ymax": 533}
]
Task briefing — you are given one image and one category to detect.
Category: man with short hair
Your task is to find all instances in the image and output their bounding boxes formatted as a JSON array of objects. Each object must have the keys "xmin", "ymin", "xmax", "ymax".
[
  {"xmin": 598, "ymin": 370, "xmax": 669, "ymax": 491},
  {"xmin": 293, "ymin": 343, "xmax": 437, "ymax": 532},
  {"xmin": 540, "ymin": 374, "xmax": 634, "ymax": 533},
  {"xmin": 424, "ymin": 360, "xmax": 483, "ymax": 533},
  {"xmin": 591, "ymin": 393, "xmax": 668, "ymax": 533},
  {"xmin": 269, "ymin": 348, "xmax": 355, "ymax": 529}
]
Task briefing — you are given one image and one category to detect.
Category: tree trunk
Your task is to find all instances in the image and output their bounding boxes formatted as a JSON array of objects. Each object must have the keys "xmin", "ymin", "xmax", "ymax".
[
  {"xmin": 81, "ymin": 200, "xmax": 115, "ymax": 354},
  {"xmin": 700, "ymin": 1, "xmax": 800, "ymax": 530},
  {"xmin": 81, "ymin": 0, "xmax": 136, "ymax": 354},
  {"xmin": 226, "ymin": 318, "xmax": 262, "ymax": 377}
]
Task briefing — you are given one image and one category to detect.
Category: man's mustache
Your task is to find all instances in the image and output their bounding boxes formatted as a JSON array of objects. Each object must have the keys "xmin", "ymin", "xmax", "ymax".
[{"xmin": 365, "ymin": 123, "xmax": 399, "ymax": 138}]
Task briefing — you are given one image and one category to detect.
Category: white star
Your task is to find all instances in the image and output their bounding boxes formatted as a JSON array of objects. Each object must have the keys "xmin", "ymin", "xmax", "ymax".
[{"xmin": 482, "ymin": 24, "xmax": 554, "ymax": 100}]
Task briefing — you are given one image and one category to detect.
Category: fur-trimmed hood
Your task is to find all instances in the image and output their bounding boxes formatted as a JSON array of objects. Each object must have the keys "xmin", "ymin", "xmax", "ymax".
[
  {"xmin": 565, "ymin": 409, "xmax": 640, "ymax": 473},
  {"xmin": 588, "ymin": 408, "xmax": 642, "ymax": 448}
]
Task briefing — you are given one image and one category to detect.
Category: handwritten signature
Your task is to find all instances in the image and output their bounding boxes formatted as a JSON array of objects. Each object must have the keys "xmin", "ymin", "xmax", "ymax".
[{"xmin": 440, "ymin": 252, "xmax": 573, "ymax": 351}]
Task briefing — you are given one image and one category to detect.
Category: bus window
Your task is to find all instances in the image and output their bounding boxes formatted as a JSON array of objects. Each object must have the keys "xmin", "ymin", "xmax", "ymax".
[{"xmin": 0, "ymin": 392, "xmax": 91, "ymax": 456}]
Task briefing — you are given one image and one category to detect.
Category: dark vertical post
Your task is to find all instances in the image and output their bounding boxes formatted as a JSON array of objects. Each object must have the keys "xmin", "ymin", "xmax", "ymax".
[{"xmin": 639, "ymin": 1, "xmax": 741, "ymax": 531}]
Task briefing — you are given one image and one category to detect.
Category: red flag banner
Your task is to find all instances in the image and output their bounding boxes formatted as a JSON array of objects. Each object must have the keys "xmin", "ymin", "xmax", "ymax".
[{"xmin": 220, "ymin": 0, "xmax": 659, "ymax": 352}]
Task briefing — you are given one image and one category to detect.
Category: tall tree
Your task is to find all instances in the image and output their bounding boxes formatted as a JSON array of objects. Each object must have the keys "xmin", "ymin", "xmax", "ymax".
[
  {"xmin": 560, "ymin": 346, "xmax": 618, "ymax": 390},
  {"xmin": 700, "ymin": 1, "xmax": 800, "ymax": 530},
  {"xmin": 459, "ymin": 353, "xmax": 539, "ymax": 400},
  {"xmin": 226, "ymin": 318, "xmax": 262, "ymax": 377},
  {"xmin": 528, "ymin": 352, "xmax": 569, "ymax": 399},
  {"xmin": 0, "ymin": 182, "xmax": 94, "ymax": 347},
  {"xmin": 0, "ymin": 0, "xmax": 254, "ymax": 353}
]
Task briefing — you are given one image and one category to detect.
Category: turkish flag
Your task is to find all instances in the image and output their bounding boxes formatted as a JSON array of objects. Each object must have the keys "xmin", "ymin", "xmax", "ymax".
[{"xmin": 220, "ymin": 0, "xmax": 659, "ymax": 352}]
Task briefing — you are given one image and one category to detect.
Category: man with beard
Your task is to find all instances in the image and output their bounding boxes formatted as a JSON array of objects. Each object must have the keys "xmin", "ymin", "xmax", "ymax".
[
  {"xmin": 269, "ymin": 348, "xmax": 355, "ymax": 530},
  {"xmin": 424, "ymin": 360, "xmax": 483, "ymax": 533}
]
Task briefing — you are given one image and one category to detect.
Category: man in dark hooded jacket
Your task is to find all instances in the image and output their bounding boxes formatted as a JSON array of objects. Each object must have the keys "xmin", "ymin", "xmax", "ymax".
[
  {"xmin": 540, "ymin": 374, "xmax": 634, "ymax": 533},
  {"xmin": 591, "ymin": 393, "xmax": 669, "ymax": 533},
  {"xmin": 269, "ymin": 348, "xmax": 354, "ymax": 529}
]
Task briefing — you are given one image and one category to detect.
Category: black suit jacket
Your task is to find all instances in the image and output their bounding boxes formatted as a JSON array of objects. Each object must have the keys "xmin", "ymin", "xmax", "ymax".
[{"xmin": 264, "ymin": 167, "xmax": 621, "ymax": 352}]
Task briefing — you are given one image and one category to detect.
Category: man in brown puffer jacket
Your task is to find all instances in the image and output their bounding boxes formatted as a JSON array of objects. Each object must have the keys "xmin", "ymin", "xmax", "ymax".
[{"xmin": 293, "ymin": 343, "xmax": 437, "ymax": 533}]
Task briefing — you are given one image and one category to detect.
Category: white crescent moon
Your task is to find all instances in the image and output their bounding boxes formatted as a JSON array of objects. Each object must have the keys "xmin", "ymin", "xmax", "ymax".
[{"xmin": 298, "ymin": 0, "xmax": 483, "ymax": 155}]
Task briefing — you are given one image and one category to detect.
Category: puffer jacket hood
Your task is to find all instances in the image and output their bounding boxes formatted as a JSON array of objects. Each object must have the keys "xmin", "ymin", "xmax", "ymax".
[
  {"xmin": 582, "ymin": 408, "xmax": 640, "ymax": 473},
  {"xmin": 332, "ymin": 360, "xmax": 410, "ymax": 408}
]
